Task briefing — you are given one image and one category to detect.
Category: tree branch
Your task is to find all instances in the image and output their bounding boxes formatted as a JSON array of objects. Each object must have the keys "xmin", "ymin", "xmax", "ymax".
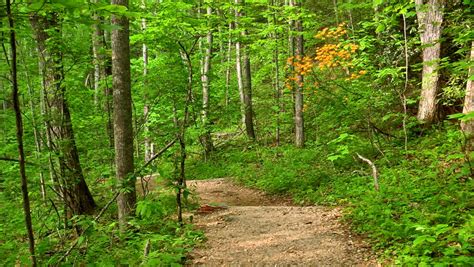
[{"xmin": 356, "ymin": 153, "xmax": 380, "ymax": 191}]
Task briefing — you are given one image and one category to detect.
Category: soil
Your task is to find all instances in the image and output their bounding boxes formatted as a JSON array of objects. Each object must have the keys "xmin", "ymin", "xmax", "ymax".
[{"xmin": 186, "ymin": 178, "xmax": 379, "ymax": 266}]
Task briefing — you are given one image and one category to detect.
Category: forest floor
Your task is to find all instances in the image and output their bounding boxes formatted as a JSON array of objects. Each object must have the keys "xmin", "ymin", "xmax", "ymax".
[{"xmin": 185, "ymin": 178, "xmax": 379, "ymax": 266}]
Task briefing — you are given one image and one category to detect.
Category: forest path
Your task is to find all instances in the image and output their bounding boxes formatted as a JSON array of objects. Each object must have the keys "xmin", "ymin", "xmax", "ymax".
[{"xmin": 185, "ymin": 178, "xmax": 378, "ymax": 266}]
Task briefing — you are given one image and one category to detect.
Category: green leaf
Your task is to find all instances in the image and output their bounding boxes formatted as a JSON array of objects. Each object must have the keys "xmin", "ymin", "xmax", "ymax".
[
  {"xmin": 376, "ymin": 24, "xmax": 386, "ymax": 33},
  {"xmin": 77, "ymin": 236, "xmax": 85, "ymax": 246}
]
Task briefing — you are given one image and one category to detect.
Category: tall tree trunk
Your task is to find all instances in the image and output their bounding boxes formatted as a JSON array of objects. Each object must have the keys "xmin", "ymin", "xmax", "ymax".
[
  {"xmin": 225, "ymin": 21, "xmax": 233, "ymax": 107},
  {"xmin": 461, "ymin": 41, "xmax": 474, "ymax": 148},
  {"xmin": 177, "ymin": 44, "xmax": 196, "ymax": 223},
  {"xmin": 7, "ymin": 1, "xmax": 37, "ymax": 265},
  {"xmin": 142, "ymin": 0, "xmax": 152, "ymax": 162},
  {"xmin": 92, "ymin": 0, "xmax": 114, "ymax": 170},
  {"xmin": 293, "ymin": 0, "xmax": 304, "ymax": 147},
  {"xmin": 235, "ymin": 0, "xmax": 256, "ymax": 140},
  {"xmin": 92, "ymin": 1, "xmax": 101, "ymax": 108},
  {"xmin": 286, "ymin": 0, "xmax": 296, "ymax": 138},
  {"xmin": 415, "ymin": 0, "xmax": 445, "ymax": 123},
  {"xmin": 111, "ymin": 0, "xmax": 136, "ymax": 229},
  {"xmin": 23, "ymin": 53, "xmax": 46, "ymax": 200},
  {"xmin": 200, "ymin": 6, "xmax": 215, "ymax": 157},
  {"xmin": 30, "ymin": 11, "xmax": 96, "ymax": 216},
  {"xmin": 235, "ymin": 35, "xmax": 246, "ymax": 126},
  {"xmin": 272, "ymin": 0, "xmax": 282, "ymax": 146}
]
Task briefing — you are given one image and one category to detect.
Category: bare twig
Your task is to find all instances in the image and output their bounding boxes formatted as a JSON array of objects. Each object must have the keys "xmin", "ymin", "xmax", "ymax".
[
  {"xmin": 356, "ymin": 153, "xmax": 380, "ymax": 191},
  {"xmin": 143, "ymin": 239, "xmax": 151, "ymax": 257},
  {"xmin": 135, "ymin": 138, "xmax": 177, "ymax": 175}
]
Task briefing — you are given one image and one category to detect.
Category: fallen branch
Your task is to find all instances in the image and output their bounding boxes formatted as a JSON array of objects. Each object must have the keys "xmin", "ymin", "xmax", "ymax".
[
  {"xmin": 356, "ymin": 153, "xmax": 380, "ymax": 191},
  {"xmin": 0, "ymin": 156, "xmax": 44, "ymax": 168}
]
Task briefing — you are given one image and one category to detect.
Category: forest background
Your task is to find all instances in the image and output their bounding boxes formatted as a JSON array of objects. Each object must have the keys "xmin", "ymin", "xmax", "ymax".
[{"xmin": 0, "ymin": 0, "xmax": 473, "ymax": 265}]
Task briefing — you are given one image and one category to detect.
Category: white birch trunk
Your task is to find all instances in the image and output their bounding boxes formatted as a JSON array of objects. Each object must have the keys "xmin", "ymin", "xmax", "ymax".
[
  {"xmin": 461, "ymin": 41, "xmax": 474, "ymax": 143},
  {"xmin": 415, "ymin": 0, "xmax": 445, "ymax": 123}
]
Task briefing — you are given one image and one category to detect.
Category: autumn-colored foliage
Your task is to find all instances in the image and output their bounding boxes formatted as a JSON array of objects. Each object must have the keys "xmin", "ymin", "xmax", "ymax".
[{"xmin": 285, "ymin": 23, "xmax": 365, "ymax": 93}]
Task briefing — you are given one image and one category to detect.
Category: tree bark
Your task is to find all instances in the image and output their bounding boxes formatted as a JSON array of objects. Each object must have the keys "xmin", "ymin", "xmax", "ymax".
[
  {"xmin": 293, "ymin": 0, "xmax": 304, "ymax": 147},
  {"xmin": 235, "ymin": 0, "xmax": 256, "ymax": 140},
  {"xmin": 235, "ymin": 10, "xmax": 246, "ymax": 127},
  {"xmin": 111, "ymin": 0, "xmax": 136, "ymax": 229},
  {"xmin": 21, "ymin": 47, "xmax": 47, "ymax": 200},
  {"xmin": 177, "ymin": 42, "xmax": 197, "ymax": 223},
  {"xmin": 461, "ymin": 41, "xmax": 474, "ymax": 147},
  {"xmin": 7, "ymin": 1, "xmax": 37, "ymax": 264},
  {"xmin": 200, "ymin": 5, "xmax": 215, "ymax": 157},
  {"xmin": 225, "ymin": 21, "xmax": 233, "ymax": 107},
  {"xmin": 142, "ymin": 0, "xmax": 152, "ymax": 162},
  {"xmin": 272, "ymin": 0, "xmax": 282, "ymax": 146},
  {"xmin": 30, "ymin": 10, "xmax": 96, "ymax": 216},
  {"xmin": 415, "ymin": 0, "xmax": 445, "ymax": 123}
]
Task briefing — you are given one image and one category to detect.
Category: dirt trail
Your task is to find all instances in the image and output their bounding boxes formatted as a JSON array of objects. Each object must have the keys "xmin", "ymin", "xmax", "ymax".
[{"xmin": 186, "ymin": 178, "xmax": 378, "ymax": 266}]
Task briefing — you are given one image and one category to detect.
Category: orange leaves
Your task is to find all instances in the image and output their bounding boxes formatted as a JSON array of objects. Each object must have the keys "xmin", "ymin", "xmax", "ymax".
[
  {"xmin": 315, "ymin": 42, "xmax": 358, "ymax": 70},
  {"xmin": 346, "ymin": 70, "xmax": 367, "ymax": 80},
  {"xmin": 285, "ymin": 55, "xmax": 313, "ymax": 90},
  {"xmin": 285, "ymin": 22, "xmax": 364, "ymax": 93},
  {"xmin": 314, "ymin": 23, "xmax": 347, "ymax": 40},
  {"xmin": 316, "ymin": 44, "xmax": 347, "ymax": 69}
]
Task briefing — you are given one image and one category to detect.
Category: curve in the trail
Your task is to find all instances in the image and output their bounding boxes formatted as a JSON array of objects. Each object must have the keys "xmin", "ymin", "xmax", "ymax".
[{"xmin": 186, "ymin": 178, "xmax": 378, "ymax": 266}]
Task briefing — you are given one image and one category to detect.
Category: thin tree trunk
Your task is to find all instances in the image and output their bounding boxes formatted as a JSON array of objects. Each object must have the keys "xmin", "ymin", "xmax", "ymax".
[
  {"xmin": 235, "ymin": 11, "xmax": 246, "ymax": 127},
  {"xmin": 30, "ymin": 11, "xmax": 96, "ymax": 216},
  {"xmin": 23, "ymin": 53, "xmax": 46, "ymax": 200},
  {"xmin": 142, "ymin": 0, "xmax": 152, "ymax": 162},
  {"xmin": 401, "ymin": 14, "xmax": 409, "ymax": 153},
  {"xmin": 235, "ymin": 0, "xmax": 256, "ymax": 140},
  {"xmin": 200, "ymin": 6, "xmax": 215, "ymax": 157},
  {"xmin": 348, "ymin": 0, "xmax": 355, "ymax": 34},
  {"xmin": 332, "ymin": 0, "xmax": 339, "ymax": 25},
  {"xmin": 177, "ymin": 43, "xmax": 197, "ymax": 223},
  {"xmin": 272, "ymin": 0, "xmax": 281, "ymax": 146},
  {"xmin": 7, "ymin": 1, "xmax": 37, "ymax": 264},
  {"xmin": 111, "ymin": 0, "xmax": 136, "ymax": 230},
  {"xmin": 293, "ymin": 0, "xmax": 304, "ymax": 147},
  {"xmin": 415, "ymin": 0, "xmax": 444, "ymax": 123},
  {"xmin": 225, "ymin": 21, "xmax": 233, "ymax": 107},
  {"xmin": 92, "ymin": 0, "xmax": 101, "ymax": 108},
  {"xmin": 287, "ymin": 0, "xmax": 296, "ymax": 136},
  {"xmin": 461, "ymin": 41, "xmax": 474, "ymax": 148}
]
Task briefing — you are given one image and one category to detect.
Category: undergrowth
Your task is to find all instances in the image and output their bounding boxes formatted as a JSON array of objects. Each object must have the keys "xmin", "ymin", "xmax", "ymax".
[
  {"xmin": 187, "ymin": 125, "xmax": 474, "ymax": 266},
  {"xmin": 0, "ymin": 176, "xmax": 203, "ymax": 266}
]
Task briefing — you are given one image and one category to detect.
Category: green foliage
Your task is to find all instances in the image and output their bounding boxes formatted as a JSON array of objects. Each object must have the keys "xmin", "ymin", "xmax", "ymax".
[
  {"xmin": 188, "ymin": 124, "xmax": 474, "ymax": 265},
  {"xmin": 1, "ymin": 0, "xmax": 474, "ymax": 265}
]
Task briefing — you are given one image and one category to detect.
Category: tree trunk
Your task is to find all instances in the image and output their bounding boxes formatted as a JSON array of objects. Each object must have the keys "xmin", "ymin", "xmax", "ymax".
[
  {"xmin": 235, "ymin": 0, "xmax": 256, "ymax": 140},
  {"xmin": 235, "ymin": 11, "xmax": 246, "ymax": 127},
  {"xmin": 415, "ymin": 0, "xmax": 444, "ymax": 123},
  {"xmin": 142, "ymin": 0, "xmax": 152, "ymax": 162},
  {"xmin": 293, "ymin": 0, "xmax": 304, "ymax": 147},
  {"xmin": 272, "ymin": 0, "xmax": 281, "ymax": 146},
  {"xmin": 177, "ymin": 44, "xmax": 196, "ymax": 223},
  {"xmin": 286, "ymin": 0, "xmax": 296, "ymax": 138},
  {"xmin": 7, "ymin": 1, "xmax": 37, "ymax": 264},
  {"xmin": 225, "ymin": 21, "xmax": 233, "ymax": 107},
  {"xmin": 200, "ymin": 6, "xmax": 215, "ymax": 157},
  {"xmin": 461, "ymin": 41, "xmax": 474, "ymax": 147},
  {"xmin": 111, "ymin": 0, "xmax": 136, "ymax": 229},
  {"xmin": 21, "ymin": 46, "xmax": 47, "ymax": 200},
  {"xmin": 30, "ymin": 11, "xmax": 96, "ymax": 216}
]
